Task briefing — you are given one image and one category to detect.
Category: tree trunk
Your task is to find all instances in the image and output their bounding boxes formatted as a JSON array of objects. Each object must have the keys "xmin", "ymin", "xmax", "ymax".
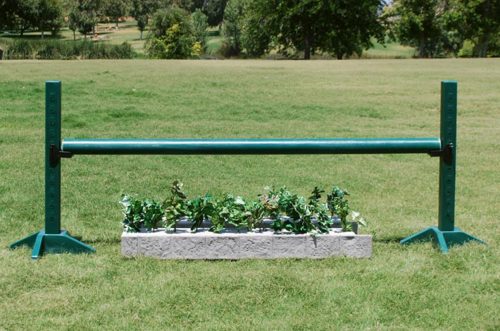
[
  {"xmin": 336, "ymin": 53, "xmax": 343, "ymax": 60},
  {"xmin": 304, "ymin": 35, "xmax": 311, "ymax": 60},
  {"xmin": 418, "ymin": 35, "xmax": 426, "ymax": 58},
  {"xmin": 140, "ymin": 30, "xmax": 143, "ymax": 40},
  {"xmin": 41, "ymin": 30, "xmax": 44, "ymax": 39},
  {"xmin": 73, "ymin": 30, "xmax": 76, "ymax": 41},
  {"xmin": 116, "ymin": 21, "xmax": 119, "ymax": 29},
  {"xmin": 474, "ymin": 33, "xmax": 490, "ymax": 57}
]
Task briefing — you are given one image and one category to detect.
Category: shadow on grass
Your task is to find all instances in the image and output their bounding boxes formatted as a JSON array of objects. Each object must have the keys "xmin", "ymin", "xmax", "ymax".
[
  {"xmin": 373, "ymin": 235, "xmax": 405, "ymax": 244},
  {"xmin": 83, "ymin": 237, "xmax": 121, "ymax": 245}
]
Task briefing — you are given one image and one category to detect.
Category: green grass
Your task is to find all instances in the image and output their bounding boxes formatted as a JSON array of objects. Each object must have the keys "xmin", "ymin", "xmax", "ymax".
[{"xmin": 0, "ymin": 59, "xmax": 499, "ymax": 330}]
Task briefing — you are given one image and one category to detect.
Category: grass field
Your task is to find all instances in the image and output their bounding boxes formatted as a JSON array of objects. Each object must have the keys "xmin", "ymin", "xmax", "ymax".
[{"xmin": 0, "ymin": 59, "xmax": 499, "ymax": 330}]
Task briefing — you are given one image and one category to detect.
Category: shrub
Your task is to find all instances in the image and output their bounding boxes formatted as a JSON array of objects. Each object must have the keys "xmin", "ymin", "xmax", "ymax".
[
  {"xmin": 458, "ymin": 40, "xmax": 474, "ymax": 58},
  {"xmin": 221, "ymin": 0, "xmax": 246, "ymax": 57},
  {"xmin": 146, "ymin": 7, "xmax": 196, "ymax": 59},
  {"xmin": 0, "ymin": 38, "xmax": 136, "ymax": 60},
  {"xmin": 191, "ymin": 9, "xmax": 209, "ymax": 48}
]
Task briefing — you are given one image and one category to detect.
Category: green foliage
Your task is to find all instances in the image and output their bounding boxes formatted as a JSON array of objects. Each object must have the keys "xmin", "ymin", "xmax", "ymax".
[
  {"xmin": 243, "ymin": 0, "xmax": 384, "ymax": 59},
  {"xmin": 162, "ymin": 180, "xmax": 188, "ymax": 232},
  {"xmin": 187, "ymin": 194, "xmax": 214, "ymax": 232},
  {"xmin": 146, "ymin": 6, "xmax": 196, "ymax": 59},
  {"xmin": 130, "ymin": 0, "xmax": 162, "ymax": 39},
  {"xmin": 142, "ymin": 199, "xmax": 163, "ymax": 230},
  {"xmin": 239, "ymin": 1, "xmax": 271, "ymax": 57},
  {"xmin": 103, "ymin": 0, "xmax": 131, "ymax": 28},
  {"xmin": 202, "ymin": 0, "xmax": 228, "ymax": 26},
  {"xmin": 0, "ymin": 38, "xmax": 136, "ymax": 59},
  {"xmin": 120, "ymin": 195, "xmax": 163, "ymax": 232},
  {"xmin": 69, "ymin": 0, "xmax": 100, "ymax": 38},
  {"xmin": 386, "ymin": 0, "xmax": 499, "ymax": 58},
  {"xmin": 246, "ymin": 200, "xmax": 266, "ymax": 231},
  {"xmin": 327, "ymin": 186, "xmax": 351, "ymax": 231},
  {"xmin": 191, "ymin": 8, "xmax": 208, "ymax": 47},
  {"xmin": 120, "ymin": 195, "xmax": 144, "ymax": 232},
  {"xmin": 386, "ymin": 0, "xmax": 448, "ymax": 57},
  {"xmin": 451, "ymin": 0, "xmax": 500, "ymax": 57},
  {"xmin": 0, "ymin": 0, "xmax": 63, "ymax": 36},
  {"xmin": 221, "ymin": 0, "xmax": 246, "ymax": 56},
  {"xmin": 121, "ymin": 181, "xmax": 365, "ymax": 234}
]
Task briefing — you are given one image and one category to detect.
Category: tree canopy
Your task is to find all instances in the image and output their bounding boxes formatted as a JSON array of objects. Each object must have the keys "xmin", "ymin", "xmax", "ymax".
[{"xmin": 243, "ymin": 0, "xmax": 385, "ymax": 59}]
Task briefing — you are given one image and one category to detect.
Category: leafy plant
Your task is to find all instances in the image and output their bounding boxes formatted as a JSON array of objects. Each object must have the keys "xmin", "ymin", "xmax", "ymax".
[
  {"xmin": 120, "ymin": 181, "xmax": 365, "ymax": 234},
  {"xmin": 220, "ymin": 194, "xmax": 249, "ymax": 230},
  {"xmin": 187, "ymin": 194, "xmax": 214, "ymax": 232},
  {"xmin": 162, "ymin": 180, "xmax": 189, "ymax": 232},
  {"xmin": 142, "ymin": 199, "xmax": 163, "ymax": 230},
  {"xmin": 120, "ymin": 195, "xmax": 143, "ymax": 232},
  {"xmin": 327, "ymin": 186, "xmax": 351, "ymax": 231},
  {"xmin": 246, "ymin": 200, "xmax": 266, "ymax": 231},
  {"xmin": 308, "ymin": 187, "xmax": 332, "ymax": 233},
  {"xmin": 350, "ymin": 211, "xmax": 367, "ymax": 227},
  {"xmin": 120, "ymin": 195, "xmax": 162, "ymax": 232}
]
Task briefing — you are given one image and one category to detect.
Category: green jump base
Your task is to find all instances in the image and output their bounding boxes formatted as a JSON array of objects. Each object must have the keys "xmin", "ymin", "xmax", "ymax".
[
  {"xmin": 400, "ymin": 226, "xmax": 485, "ymax": 253},
  {"xmin": 9, "ymin": 230, "xmax": 95, "ymax": 260}
]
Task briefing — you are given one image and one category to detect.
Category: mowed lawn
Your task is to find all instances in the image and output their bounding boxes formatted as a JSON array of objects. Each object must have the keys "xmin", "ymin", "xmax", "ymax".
[{"xmin": 0, "ymin": 59, "xmax": 499, "ymax": 330}]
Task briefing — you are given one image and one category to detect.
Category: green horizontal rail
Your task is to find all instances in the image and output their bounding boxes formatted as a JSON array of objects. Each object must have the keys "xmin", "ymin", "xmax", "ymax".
[{"xmin": 61, "ymin": 138, "xmax": 441, "ymax": 155}]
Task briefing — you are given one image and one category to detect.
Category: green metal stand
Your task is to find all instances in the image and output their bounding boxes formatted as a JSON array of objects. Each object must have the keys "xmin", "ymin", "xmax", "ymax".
[
  {"xmin": 400, "ymin": 227, "xmax": 485, "ymax": 253},
  {"xmin": 400, "ymin": 81, "xmax": 485, "ymax": 252},
  {"xmin": 9, "ymin": 230, "xmax": 95, "ymax": 259},
  {"xmin": 9, "ymin": 81, "xmax": 95, "ymax": 259}
]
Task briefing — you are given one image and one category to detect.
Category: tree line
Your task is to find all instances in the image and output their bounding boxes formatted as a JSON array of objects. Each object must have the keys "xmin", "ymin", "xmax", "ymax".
[{"xmin": 1, "ymin": 0, "xmax": 498, "ymax": 59}]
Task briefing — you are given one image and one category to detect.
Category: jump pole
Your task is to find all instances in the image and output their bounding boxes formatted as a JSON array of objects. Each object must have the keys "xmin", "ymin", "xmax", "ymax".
[{"xmin": 9, "ymin": 80, "xmax": 484, "ymax": 258}]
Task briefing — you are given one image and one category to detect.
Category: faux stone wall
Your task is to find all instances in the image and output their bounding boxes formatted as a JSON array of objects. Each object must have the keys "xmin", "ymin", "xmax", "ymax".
[{"xmin": 122, "ymin": 230, "xmax": 372, "ymax": 259}]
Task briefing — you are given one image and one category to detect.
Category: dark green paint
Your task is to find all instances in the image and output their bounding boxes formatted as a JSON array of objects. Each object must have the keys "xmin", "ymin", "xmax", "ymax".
[
  {"xmin": 438, "ymin": 81, "xmax": 457, "ymax": 231},
  {"xmin": 401, "ymin": 81, "xmax": 485, "ymax": 252},
  {"xmin": 62, "ymin": 138, "xmax": 442, "ymax": 155},
  {"xmin": 45, "ymin": 81, "xmax": 61, "ymax": 234},
  {"xmin": 10, "ymin": 81, "xmax": 95, "ymax": 259},
  {"xmin": 10, "ymin": 230, "xmax": 95, "ymax": 259}
]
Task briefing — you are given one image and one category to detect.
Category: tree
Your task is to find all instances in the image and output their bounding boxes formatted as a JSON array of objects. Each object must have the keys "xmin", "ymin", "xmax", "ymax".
[
  {"xmin": 221, "ymin": 0, "xmax": 246, "ymax": 56},
  {"xmin": 386, "ymin": 0, "xmax": 448, "ymax": 58},
  {"xmin": 103, "ymin": 0, "xmax": 130, "ymax": 28},
  {"xmin": 240, "ymin": 1, "xmax": 271, "ymax": 57},
  {"xmin": 14, "ymin": 0, "xmax": 39, "ymax": 36},
  {"xmin": 191, "ymin": 8, "xmax": 208, "ymax": 47},
  {"xmin": 146, "ymin": 6, "xmax": 196, "ymax": 58},
  {"xmin": 452, "ymin": 0, "xmax": 500, "ymax": 57},
  {"xmin": 68, "ymin": 5, "xmax": 79, "ymax": 40},
  {"xmin": 202, "ymin": 0, "xmax": 228, "ymax": 26},
  {"xmin": 244, "ymin": 0, "xmax": 385, "ymax": 60},
  {"xmin": 0, "ymin": 0, "xmax": 19, "ymax": 31},
  {"xmin": 130, "ymin": 0, "xmax": 162, "ymax": 39},
  {"xmin": 37, "ymin": 0, "xmax": 63, "ymax": 38},
  {"xmin": 71, "ymin": 0, "xmax": 100, "ymax": 39}
]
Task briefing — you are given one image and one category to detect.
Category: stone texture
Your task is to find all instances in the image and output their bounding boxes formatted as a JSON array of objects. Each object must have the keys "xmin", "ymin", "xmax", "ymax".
[{"xmin": 121, "ymin": 230, "xmax": 372, "ymax": 259}]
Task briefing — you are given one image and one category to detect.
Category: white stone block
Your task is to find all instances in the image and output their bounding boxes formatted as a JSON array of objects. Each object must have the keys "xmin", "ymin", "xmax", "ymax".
[{"xmin": 121, "ymin": 229, "xmax": 372, "ymax": 259}]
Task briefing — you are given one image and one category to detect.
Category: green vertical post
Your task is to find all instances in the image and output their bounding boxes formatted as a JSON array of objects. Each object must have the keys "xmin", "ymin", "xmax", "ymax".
[
  {"xmin": 438, "ymin": 80, "xmax": 457, "ymax": 231},
  {"xmin": 45, "ymin": 81, "xmax": 62, "ymax": 234},
  {"xmin": 401, "ymin": 81, "xmax": 484, "ymax": 252},
  {"xmin": 9, "ymin": 81, "xmax": 95, "ymax": 259}
]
